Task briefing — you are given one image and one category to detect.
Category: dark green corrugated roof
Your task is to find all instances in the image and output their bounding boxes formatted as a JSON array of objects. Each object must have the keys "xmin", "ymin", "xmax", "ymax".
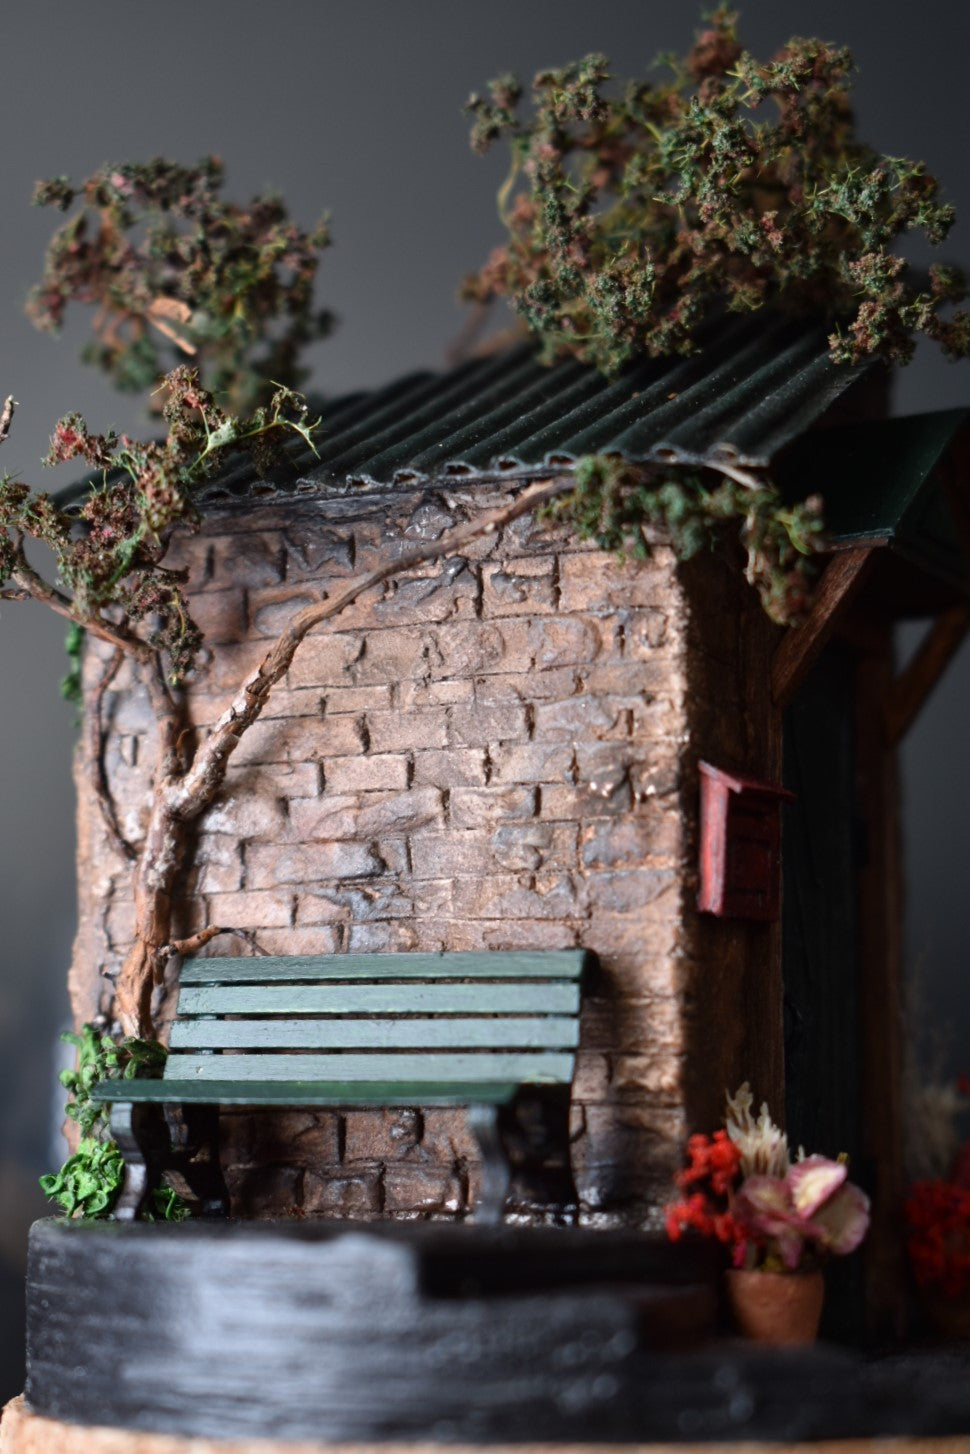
[
  {"xmin": 778, "ymin": 409, "xmax": 970, "ymax": 592},
  {"xmin": 197, "ymin": 312, "xmax": 872, "ymax": 507},
  {"xmin": 55, "ymin": 313, "xmax": 968, "ymax": 603}
]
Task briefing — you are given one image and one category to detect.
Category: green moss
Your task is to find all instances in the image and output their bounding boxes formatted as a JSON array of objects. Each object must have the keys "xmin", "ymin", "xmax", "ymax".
[{"xmin": 59, "ymin": 623, "xmax": 85, "ymax": 710}]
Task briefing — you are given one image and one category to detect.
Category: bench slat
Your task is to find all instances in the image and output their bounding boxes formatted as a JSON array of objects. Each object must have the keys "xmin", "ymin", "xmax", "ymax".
[
  {"xmin": 179, "ymin": 951, "xmax": 589, "ymax": 985},
  {"xmin": 91, "ymin": 1079, "xmax": 521, "ymax": 1106},
  {"xmin": 169, "ymin": 1016, "xmax": 580, "ymax": 1052},
  {"xmin": 177, "ymin": 982, "xmax": 581, "ymax": 1017},
  {"xmin": 164, "ymin": 1051, "xmax": 575, "ymax": 1083}
]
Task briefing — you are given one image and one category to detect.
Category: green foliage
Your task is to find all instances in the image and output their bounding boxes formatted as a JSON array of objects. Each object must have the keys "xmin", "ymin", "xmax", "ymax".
[
  {"xmin": 60, "ymin": 623, "xmax": 85, "ymax": 709},
  {"xmin": 464, "ymin": 9, "xmax": 970, "ymax": 374},
  {"xmin": 54, "ymin": 1022, "xmax": 166, "ymax": 1139},
  {"xmin": 552, "ymin": 454, "xmax": 824, "ymax": 622},
  {"xmin": 0, "ymin": 368, "xmax": 318, "ymax": 683},
  {"xmin": 39, "ymin": 1136, "xmax": 126, "ymax": 1219},
  {"xmin": 29, "ymin": 156, "xmax": 333, "ymax": 412},
  {"xmin": 147, "ymin": 1185, "xmax": 191, "ymax": 1223},
  {"xmin": 40, "ymin": 1024, "xmax": 189, "ymax": 1221}
]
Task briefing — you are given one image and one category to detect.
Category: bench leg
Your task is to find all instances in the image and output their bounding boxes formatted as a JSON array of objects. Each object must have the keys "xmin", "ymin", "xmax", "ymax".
[
  {"xmin": 109, "ymin": 1101, "xmax": 163, "ymax": 1222},
  {"xmin": 175, "ymin": 1104, "xmax": 229, "ymax": 1218},
  {"xmin": 468, "ymin": 1104, "xmax": 510, "ymax": 1226},
  {"xmin": 502, "ymin": 1087, "xmax": 579, "ymax": 1226}
]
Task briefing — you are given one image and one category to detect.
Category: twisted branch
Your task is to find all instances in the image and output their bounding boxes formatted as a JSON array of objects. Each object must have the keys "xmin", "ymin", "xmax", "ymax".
[{"xmin": 89, "ymin": 647, "xmax": 137, "ymax": 861}]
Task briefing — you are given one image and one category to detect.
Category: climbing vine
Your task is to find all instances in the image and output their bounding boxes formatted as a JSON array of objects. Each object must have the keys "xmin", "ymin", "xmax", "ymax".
[{"xmin": 463, "ymin": 8, "xmax": 970, "ymax": 375}]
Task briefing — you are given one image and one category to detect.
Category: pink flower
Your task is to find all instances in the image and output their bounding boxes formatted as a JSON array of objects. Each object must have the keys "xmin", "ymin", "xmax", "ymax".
[
  {"xmin": 732, "ymin": 1156, "xmax": 870, "ymax": 1270},
  {"xmin": 790, "ymin": 1156, "xmax": 870, "ymax": 1257}
]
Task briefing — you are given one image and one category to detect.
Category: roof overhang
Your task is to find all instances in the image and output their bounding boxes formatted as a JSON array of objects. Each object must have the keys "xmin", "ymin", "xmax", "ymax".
[{"xmin": 778, "ymin": 409, "xmax": 970, "ymax": 617}]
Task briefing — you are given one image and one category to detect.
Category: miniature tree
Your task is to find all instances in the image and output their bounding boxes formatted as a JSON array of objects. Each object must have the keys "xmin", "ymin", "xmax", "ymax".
[
  {"xmin": 0, "ymin": 357, "xmax": 560, "ymax": 1039},
  {"xmin": 457, "ymin": 9, "xmax": 970, "ymax": 622},
  {"xmin": 2, "ymin": 154, "xmax": 565, "ymax": 1040}
]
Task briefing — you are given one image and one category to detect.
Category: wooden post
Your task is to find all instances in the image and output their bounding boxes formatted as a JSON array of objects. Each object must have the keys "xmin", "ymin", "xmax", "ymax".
[
  {"xmin": 772, "ymin": 546, "xmax": 878, "ymax": 710},
  {"xmin": 884, "ymin": 603, "xmax": 970, "ymax": 747},
  {"xmin": 682, "ymin": 551, "xmax": 787, "ymax": 1133},
  {"xmin": 854, "ymin": 625, "xmax": 907, "ymax": 1338}
]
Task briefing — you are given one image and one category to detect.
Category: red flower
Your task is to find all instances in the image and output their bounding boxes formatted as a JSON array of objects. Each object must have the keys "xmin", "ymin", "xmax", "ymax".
[
  {"xmin": 676, "ymin": 1131, "xmax": 742, "ymax": 1195},
  {"xmin": 667, "ymin": 1131, "xmax": 744, "ymax": 1256},
  {"xmin": 904, "ymin": 1180, "xmax": 970, "ymax": 1299}
]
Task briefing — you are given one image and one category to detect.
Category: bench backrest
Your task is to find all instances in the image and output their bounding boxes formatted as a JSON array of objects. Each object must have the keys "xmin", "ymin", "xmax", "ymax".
[{"xmin": 166, "ymin": 951, "xmax": 589, "ymax": 1089}]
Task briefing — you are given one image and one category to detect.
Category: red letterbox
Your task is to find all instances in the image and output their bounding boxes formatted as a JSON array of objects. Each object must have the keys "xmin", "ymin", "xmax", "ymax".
[{"xmin": 697, "ymin": 761, "xmax": 795, "ymax": 921}]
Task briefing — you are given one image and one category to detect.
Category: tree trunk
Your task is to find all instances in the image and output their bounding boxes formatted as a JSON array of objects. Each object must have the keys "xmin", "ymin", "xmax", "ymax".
[{"xmin": 114, "ymin": 791, "xmax": 184, "ymax": 1037}]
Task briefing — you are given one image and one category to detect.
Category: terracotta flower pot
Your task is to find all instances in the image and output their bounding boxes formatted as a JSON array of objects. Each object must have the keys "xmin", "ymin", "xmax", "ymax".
[{"xmin": 725, "ymin": 1268, "xmax": 825, "ymax": 1345}]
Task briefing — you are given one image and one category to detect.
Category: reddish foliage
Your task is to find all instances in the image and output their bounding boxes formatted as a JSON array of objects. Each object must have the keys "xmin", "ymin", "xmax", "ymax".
[
  {"xmin": 29, "ymin": 157, "xmax": 332, "ymax": 412},
  {"xmin": 904, "ymin": 1180, "xmax": 970, "ymax": 1299},
  {"xmin": 905, "ymin": 1073, "xmax": 970, "ymax": 1298}
]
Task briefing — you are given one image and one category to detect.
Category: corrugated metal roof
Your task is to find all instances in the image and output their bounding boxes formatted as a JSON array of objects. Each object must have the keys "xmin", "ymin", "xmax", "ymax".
[
  {"xmin": 779, "ymin": 408, "xmax": 970, "ymax": 591},
  {"xmin": 197, "ymin": 312, "xmax": 873, "ymax": 507}
]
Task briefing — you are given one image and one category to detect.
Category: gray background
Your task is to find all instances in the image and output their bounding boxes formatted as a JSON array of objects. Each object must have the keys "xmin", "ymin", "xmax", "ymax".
[{"xmin": 0, "ymin": 0, "xmax": 967, "ymax": 1401}]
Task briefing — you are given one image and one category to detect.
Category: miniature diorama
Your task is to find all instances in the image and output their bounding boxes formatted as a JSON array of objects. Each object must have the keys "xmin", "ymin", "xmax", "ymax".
[{"xmin": 2, "ymin": 11, "xmax": 970, "ymax": 1451}]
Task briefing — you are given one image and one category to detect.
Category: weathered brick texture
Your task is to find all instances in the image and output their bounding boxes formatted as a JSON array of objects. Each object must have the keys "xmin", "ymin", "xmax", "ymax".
[{"xmin": 69, "ymin": 481, "xmax": 740, "ymax": 1229}]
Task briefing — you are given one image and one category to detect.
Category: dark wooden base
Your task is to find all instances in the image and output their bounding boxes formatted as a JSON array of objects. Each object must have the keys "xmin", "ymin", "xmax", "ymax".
[{"xmin": 24, "ymin": 1220, "xmax": 970, "ymax": 1444}]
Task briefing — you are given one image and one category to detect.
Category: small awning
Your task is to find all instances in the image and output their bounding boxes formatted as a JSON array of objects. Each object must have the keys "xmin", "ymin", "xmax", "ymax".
[{"xmin": 777, "ymin": 409, "xmax": 970, "ymax": 612}]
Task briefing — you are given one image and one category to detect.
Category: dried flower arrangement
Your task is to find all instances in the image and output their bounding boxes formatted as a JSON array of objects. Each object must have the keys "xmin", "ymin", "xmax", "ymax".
[{"xmin": 666, "ymin": 1084, "xmax": 870, "ymax": 1273}]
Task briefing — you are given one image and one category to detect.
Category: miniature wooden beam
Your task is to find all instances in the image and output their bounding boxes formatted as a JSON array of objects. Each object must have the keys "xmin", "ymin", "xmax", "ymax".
[
  {"xmin": 884, "ymin": 601, "xmax": 970, "ymax": 747},
  {"xmin": 771, "ymin": 544, "xmax": 878, "ymax": 709},
  {"xmin": 875, "ymin": 422, "xmax": 970, "ymax": 743}
]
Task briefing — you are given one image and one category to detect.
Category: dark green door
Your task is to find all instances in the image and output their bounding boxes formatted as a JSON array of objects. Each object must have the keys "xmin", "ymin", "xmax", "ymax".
[{"xmin": 782, "ymin": 643, "xmax": 866, "ymax": 1340}]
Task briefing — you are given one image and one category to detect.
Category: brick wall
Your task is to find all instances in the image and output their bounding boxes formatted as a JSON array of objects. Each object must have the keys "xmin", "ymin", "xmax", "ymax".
[{"xmin": 71, "ymin": 481, "xmax": 702, "ymax": 1226}]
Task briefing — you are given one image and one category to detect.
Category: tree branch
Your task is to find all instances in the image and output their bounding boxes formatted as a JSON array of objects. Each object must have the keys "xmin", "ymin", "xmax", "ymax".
[
  {"xmin": 9, "ymin": 556, "xmax": 152, "ymax": 661},
  {"xmin": 160, "ymin": 925, "xmax": 272, "ymax": 960},
  {"xmin": 142, "ymin": 654, "xmax": 188, "ymax": 781},
  {"xmin": 165, "ymin": 475, "xmax": 570, "ymax": 821},
  {"xmin": 164, "ymin": 925, "xmax": 225, "ymax": 958},
  {"xmin": 89, "ymin": 647, "xmax": 137, "ymax": 861}
]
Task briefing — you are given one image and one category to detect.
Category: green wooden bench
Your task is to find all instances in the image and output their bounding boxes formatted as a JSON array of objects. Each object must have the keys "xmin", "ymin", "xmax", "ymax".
[{"xmin": 92, "ymin": 950, "xmax": 590, "ymax": 1224}]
